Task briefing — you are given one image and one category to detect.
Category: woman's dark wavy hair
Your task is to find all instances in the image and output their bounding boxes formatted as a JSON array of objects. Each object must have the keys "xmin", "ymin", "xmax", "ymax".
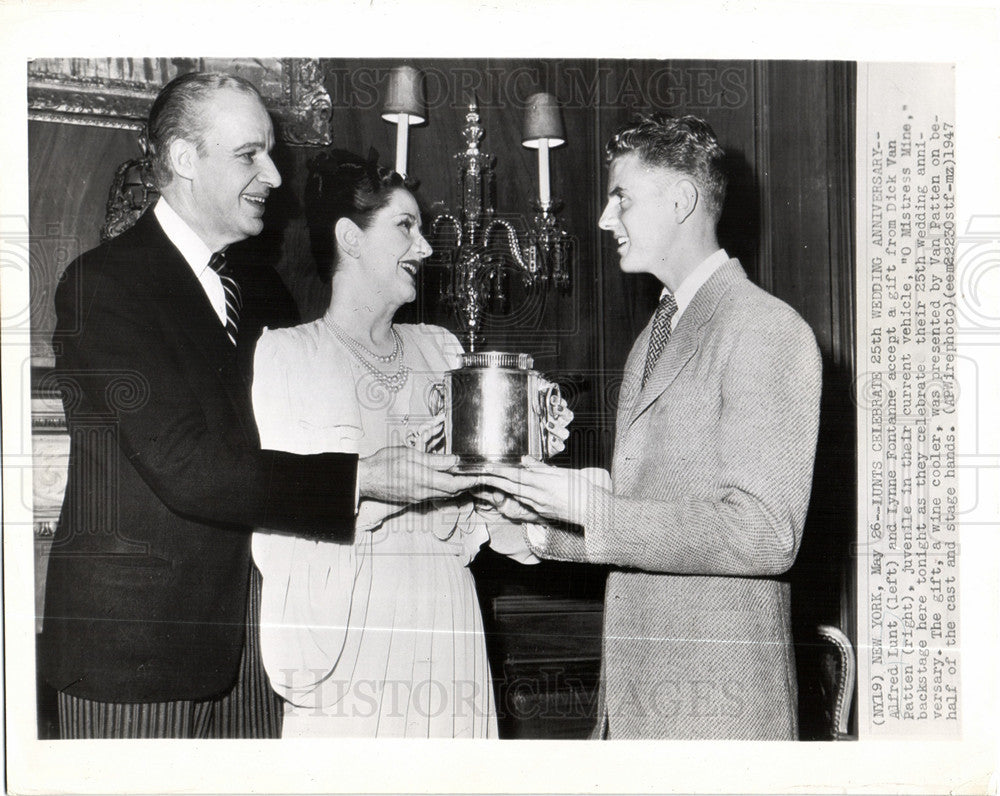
[
  {"xmin": 304, "ymin": 149, "xmax": 406, "ymax": 280},
  {"xmin": 606, "ymin": 113, "xmax": 728, "ymax": 220}
]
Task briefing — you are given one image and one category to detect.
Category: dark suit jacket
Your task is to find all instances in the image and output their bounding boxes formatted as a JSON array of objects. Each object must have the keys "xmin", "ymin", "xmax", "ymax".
[{"xmin": 41, "ymin": 211, "xmax": 358, "ymax": 703}]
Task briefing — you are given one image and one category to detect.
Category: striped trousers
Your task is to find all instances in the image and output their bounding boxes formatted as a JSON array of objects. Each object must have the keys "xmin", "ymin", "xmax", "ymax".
[{"xmin": 56, "ymin": 565, "xmax": 284, "ymax": 739}]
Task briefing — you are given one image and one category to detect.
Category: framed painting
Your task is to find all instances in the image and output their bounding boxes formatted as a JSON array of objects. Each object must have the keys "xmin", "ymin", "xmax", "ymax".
[{"xmin": 27, "ymin": 57, "xmax": 332, "ymax": 145}]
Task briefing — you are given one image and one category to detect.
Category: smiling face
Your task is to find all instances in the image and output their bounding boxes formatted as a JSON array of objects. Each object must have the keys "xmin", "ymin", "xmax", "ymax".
[
  {"xmin": 355, "ymin": 188, "xmax": 432, "ymax": 307},
  {"xmin": 185, "ymin": 87, "xmax": 282, "ymax": 251},
  {"xmin": 598, "ymin": 152, "xmax": 681, "ymax": 283}
]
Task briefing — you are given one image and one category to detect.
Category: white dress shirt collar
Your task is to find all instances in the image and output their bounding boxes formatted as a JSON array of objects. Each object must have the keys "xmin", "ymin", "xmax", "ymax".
[
  {"xmin": 152, "ymin": 198, "xmax": 228, "ymax": 326},
  {"xmin": 660, "ymin": 248, "xmax": 730, "ymax": 329},
  {"xmin": 153, "ymin": 198, "xmax": 217, "ymax": 276}
]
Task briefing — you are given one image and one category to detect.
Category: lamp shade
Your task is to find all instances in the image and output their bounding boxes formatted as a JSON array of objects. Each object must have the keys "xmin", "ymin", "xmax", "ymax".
[
  {"xmin": 522, "ymin": 92, "xmax": 565, "ymax": 148},
  {"xmin": 382, "ymin": 66, "xmax": 426, "ymax": 124}
]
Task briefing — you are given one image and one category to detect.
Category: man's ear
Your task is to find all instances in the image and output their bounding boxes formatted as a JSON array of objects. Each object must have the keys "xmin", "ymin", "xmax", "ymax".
[
  {"xmin": 672, "ymin": 178, "xmax": 699, "ymax": 223},
  {"xmin": 168, "ymin": 137, "xmax": 198, "ymax": 182},
  {"xmin": 334, "ymin": 217, "xmax": 363, "ymax": 259}
]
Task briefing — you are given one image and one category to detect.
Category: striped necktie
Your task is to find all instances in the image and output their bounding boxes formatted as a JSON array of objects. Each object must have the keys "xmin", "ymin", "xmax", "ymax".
[
  {"xmin": 641, "ymin": 292, "xmax": 678, "ymax": 388},
  {"xmin": 208, "ymin": 251, "xmax": 241, "ymax": 346}
]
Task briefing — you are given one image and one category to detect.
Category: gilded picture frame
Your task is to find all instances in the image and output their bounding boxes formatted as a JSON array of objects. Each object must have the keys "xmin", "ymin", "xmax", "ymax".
[{"xmin": 27, "ymin": 57, "xmax": 332, "ymax": 145}]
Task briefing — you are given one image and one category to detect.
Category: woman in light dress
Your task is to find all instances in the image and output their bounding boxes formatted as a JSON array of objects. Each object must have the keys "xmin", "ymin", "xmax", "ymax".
[{"xmin": 250, "ymin": 151, "xmax": 566, "ymax": 738}]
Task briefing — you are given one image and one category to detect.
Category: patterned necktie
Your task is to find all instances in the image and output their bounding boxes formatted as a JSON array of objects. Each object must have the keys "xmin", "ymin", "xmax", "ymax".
[
  {"xmin": 641, "ymin": 292, "xmax": 678, "ymax": 388},
  {"xmin": 208, "ymin": 251, "xmax": 241, "ymax": 346}
]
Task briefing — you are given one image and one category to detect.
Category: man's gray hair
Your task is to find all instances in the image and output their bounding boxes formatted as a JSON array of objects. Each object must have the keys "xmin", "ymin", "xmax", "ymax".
[{"xmin": 146, "ymin": 72, "xmax": 263, "ymax": 188}]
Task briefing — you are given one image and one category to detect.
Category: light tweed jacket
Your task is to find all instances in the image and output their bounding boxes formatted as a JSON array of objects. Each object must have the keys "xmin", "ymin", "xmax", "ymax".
[{"xmin": 531, "ymin": 259, "xmax": 822, "ymax": 739}]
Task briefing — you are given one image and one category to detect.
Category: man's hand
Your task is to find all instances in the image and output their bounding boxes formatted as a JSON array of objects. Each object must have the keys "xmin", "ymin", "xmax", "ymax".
[
  {"xmin": 479, "ymin": 456, "xmax": 595, "ymax": 527},
  {"xmin": 358, "ymin": 447, "xmax": 477, "ymax": 504},
  {"xmin": 470, "ymin": 486, "xmax": 547, "ymax": 524}
]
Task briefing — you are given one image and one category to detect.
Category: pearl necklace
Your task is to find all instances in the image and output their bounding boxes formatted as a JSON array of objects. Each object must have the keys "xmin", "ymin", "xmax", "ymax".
[{"xmin": 324, "ymin": 318, "xmax": 411, "ymax": 394}]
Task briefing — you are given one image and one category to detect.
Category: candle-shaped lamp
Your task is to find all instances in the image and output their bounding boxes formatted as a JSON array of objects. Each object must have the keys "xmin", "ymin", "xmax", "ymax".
[
  {"xmin": 521, "ymin": 92, "xmax": 565, "ymax": 208},
  {"xmin": 382, "ymin": 66, "xmax": 426, "ymax": 177}
]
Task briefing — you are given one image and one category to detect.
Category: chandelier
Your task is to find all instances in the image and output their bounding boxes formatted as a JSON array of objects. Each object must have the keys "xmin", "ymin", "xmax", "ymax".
[{"xmin": 382, "ymin": 67, "xmax": 573, "ymax": 350}]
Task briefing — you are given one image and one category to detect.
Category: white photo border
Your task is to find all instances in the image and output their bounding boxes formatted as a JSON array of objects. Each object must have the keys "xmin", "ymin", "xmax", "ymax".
[{"xmin": 2, "ymin": 2, "xmax": 998, "ymax": 794}]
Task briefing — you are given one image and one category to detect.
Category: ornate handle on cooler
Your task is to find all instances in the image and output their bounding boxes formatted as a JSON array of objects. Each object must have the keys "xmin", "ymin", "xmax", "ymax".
[
  {"xmin": 538, "ymin": 381, "xmax": 563, "ymax": 460},
  {"xmin": 429, "ymin": 382, "xmax": 446, "ymax": 416},
  {"xmin": 428, "ymin": 382, "xmax": 448, "ymax": 453}
]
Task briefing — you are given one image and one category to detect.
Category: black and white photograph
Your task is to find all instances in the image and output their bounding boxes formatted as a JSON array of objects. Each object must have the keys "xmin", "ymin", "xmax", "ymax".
[{"xmin": 2, "ymin": 3, "xmax": 997, "ymax": 795}]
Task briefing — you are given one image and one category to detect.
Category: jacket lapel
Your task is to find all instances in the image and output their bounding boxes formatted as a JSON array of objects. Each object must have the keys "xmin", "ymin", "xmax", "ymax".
[
  {"xmin": 131, "ymin": 213, "xmax": 252, "ymax": 430},
  {"xmin": 615, "ymin": 327, "xmax": 647, "ymax": 441},
  {"xmin": 626, "ymin": 259, "xmax": 747, "ymax": 428}
]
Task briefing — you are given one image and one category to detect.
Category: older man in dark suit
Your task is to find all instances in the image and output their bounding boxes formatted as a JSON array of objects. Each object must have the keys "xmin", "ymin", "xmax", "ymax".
[
  {"xmin": 41, "ymin": 72, "xmax": 474, "ymax": 739},
  {"xmin": 485, "ymin": 114, "xmax": 822, "ymax": 739}
]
